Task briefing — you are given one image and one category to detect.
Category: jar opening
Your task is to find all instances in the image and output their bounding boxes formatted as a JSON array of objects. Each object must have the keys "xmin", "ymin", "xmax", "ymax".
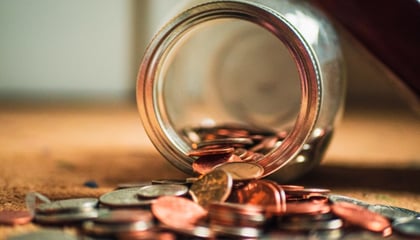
[{"xmin": 138, "ymin": 1, "xmax": 321, "ymax": 177}]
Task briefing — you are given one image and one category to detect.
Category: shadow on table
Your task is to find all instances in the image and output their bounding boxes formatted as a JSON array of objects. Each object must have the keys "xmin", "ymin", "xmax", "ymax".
[{"xmin": 295, "ymin": 165, "xmax": 420, "ymax": 193}]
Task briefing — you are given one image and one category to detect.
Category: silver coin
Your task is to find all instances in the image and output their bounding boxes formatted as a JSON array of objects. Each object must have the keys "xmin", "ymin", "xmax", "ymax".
[
  {"xmin": 137, "ymin": 184, "xmax": 189, "ymax": 198},
  {"xmin": 211, "ymin": 224, "xmax": 262, "ymax": 238},
  {"xmin": 35, "ymin": 198, "xmax": 98, "ymax": 214},
  {"xmin": 367, "ymin": 204, "xmax": 420, "ymax": 221},
  {"xmin": 392, "ymin": 216, "xmax": 420, "ymax": 237},
  {"xmin": 279, "ymin": 217, "xmax": 343, "ymax": 231},
  {"xmin": 328, "ymin": 194, "xmax": 370, "ymax": 208},
  {"xmin": 116, "ymin": 181, "xmax": 151, "ymax": 189},
  {"xmin": 34, "ymin": 209, "xmax": 101, "ymax": 224},
  {"xmin": 99, "ymin": 188, "xmax": 154, "ymax": 208},
  {"xmin": 151, "ymin": 179, "xmax": 189, "ymax": 185},
  {"xmin": 160, "ymin": 223, "xmax": 215, "ymax": 239},
  {"xmin": 7, "ymin": 229, "xmax": 79, "ymax": 240},
  {"xmin": 83, "ymin": 220, "xmax": 154, "ymax": 236}
]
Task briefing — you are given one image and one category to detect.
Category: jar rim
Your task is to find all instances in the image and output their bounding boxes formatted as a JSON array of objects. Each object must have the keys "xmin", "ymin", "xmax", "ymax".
[{"xmin": 137, "ymin": 1, "xmax": 322, "ymax": 177}]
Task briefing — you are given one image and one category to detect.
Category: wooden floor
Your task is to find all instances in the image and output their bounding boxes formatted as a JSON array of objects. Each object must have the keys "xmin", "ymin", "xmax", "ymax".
[{"xmin": 0, "ymin": 101, "xmax": 419, "ymax": 238}]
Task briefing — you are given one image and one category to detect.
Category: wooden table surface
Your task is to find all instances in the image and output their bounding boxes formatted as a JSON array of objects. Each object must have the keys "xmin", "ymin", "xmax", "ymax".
[{"xmin": 0, "ymin": 101, "xmax": 419, "ymax": 239}]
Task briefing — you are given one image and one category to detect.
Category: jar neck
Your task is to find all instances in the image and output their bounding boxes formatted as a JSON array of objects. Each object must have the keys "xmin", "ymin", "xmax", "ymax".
[{"xmin": 137, "ymin": 1, "xmax": 322, "ymax": 177}]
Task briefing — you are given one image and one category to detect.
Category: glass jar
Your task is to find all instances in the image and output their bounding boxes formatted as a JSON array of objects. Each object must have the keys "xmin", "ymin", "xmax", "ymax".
[{"xmin": 137, "ymin": 0, "xmax": 345, "ymax": 182}]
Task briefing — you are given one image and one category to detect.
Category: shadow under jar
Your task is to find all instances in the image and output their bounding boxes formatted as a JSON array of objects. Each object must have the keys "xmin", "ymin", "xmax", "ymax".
[{"xmin": 137, "ymin": 0, "xmax": 345, "ymax": 182}]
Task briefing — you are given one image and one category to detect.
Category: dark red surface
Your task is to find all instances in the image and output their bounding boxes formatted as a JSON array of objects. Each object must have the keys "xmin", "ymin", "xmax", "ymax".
[{"xmin": 311, "ymin": 0, "xmax": 420, "ymax": 96}]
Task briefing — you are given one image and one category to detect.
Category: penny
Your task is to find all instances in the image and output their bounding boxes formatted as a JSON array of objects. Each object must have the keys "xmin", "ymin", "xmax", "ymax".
[
  {"xmin": 278, "ymin": 185, "xmax": 305, "ymax": 191},
  {"xmin": 285, "ymin": 202, "xmax": 331, "ymax": 215},
  {"xmin": 331, "ymin": 202, "xmax": 391, "ymax": 235},
  {"xmin": 192, "ymin": 153, "xmax": 232, "ymax": 175},
  {"xmin": 189, "ymin": 169, "xmax": 233, "ymax": 208},
  {"xmin": 188, "ymin": 147, "xmax": 235, "ymax": 157},
  {"xmin": 35, "ymin": 198, "xmax": 98, "ymax": 214},
  {"xmin": 214, "ymin": 162, "xmax": 264, "ymax": 181},
  {"xmin": 151, "ymin": 196, "xmax": 208, "ymax": 229},
  {"xmin": 0, "ymin": 210, "xmax": 33, "ymax": 225},
  {"xmin": 208, "ymin": 202, "xmax": 265, "ymax": 227},
  {"xmin": 195, "ymin": 137, "xmax": 253, "ymax": 149},
  {"xmin": 99, "ymin": 188, "xmax": 154, "ymax": 208},
  {"xmin": 137, "ymin": 184, "xmax": 189, "ymax": 198},
  {"xmin": 228, "ymin": 180, "xmax": 286, "ymax": 214}
]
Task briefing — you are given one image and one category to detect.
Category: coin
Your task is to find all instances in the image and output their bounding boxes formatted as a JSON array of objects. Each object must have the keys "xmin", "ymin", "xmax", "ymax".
[
  {"xmin": 83, "ymin": 209, "xmax": 154, "ymax": 236},
  {"xmin": 151, "ymin": 179, "xmax": 189, "ymax": 185},
  {"xmin": 331, "ymin": 202, "xmax": 392, "ymax": 236},
  {"xmin": 285, "ymin": 202, "xmax": 331, "ymax": 215},
  {"xmin": 208, "ymin": 202, "xmax": 265, "ymax": 227},
  {"xmin": 189, "ymin": 169, "xmax": 233, "ymax": 208},
  {"xmin": 99, "ymin": 188, "xmax": 154, "ymax": 208},
  {"xmin": 392, "ymin": 216, "xmax": 420, "ymax": 237},
  {"xmin": 328, "ymin": 194, "xmax": 370, "ymax": 208},
  {"xmin": 137, "ymin": 184, "xmax": 189, "ymax": 198},
  {"xmin": 35, "ymin": 198, "xmax": 98, "ymax": 214},
  {"xmin": 188, "ymin": 147, "xmax": 235, "ymax": 157},
  {"xmin": 279, "ymin": 217, "xmax": 343, "ymax": 231},
  {"xmin": 195, "ymin": 137, "xmax": 253, "ymax": 149},
  {"xmin": 34, "ymin": 209, "xmax": 100, "ymax": 224},
  {"xmin": 93, "ymin": 209, "xmax": 153, "ymax": 225},
  {"xmin": 214, "ymin": 162, "xmax": 264, "ymax": 181},
  {"xmin": 211, "ymin": 225, "xmax": 262, "ymax": 238},
  {"xmin": 228, "ymin": 180, "xmax": 286, "ymax": 213},
  {"xmin": 367, "ymin": 204, "xmax": 420, "ymax": 221},
  {"xmin": 6, "ymin": 229, "xmax": 79, "ymax": 240},
  {"xmin": 116, "ymin": 181, "xmax": 151, "ymax": 189},
  {"xmin": 0, "ymin": 210, "xmax": 32, "ymax": 225},
  {"xmin": 192, "ymin": 153, "xmax": 233, "ymax": 175},
  {"xmin": 151, "ymin": 196, "xmax": 207, "ymax": 229}
]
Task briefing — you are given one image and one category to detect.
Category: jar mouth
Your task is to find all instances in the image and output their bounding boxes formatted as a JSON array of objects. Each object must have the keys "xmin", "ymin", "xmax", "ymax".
[{"xmin": 137, "ymin": 1, "xmax": 321, "ymax": 177}]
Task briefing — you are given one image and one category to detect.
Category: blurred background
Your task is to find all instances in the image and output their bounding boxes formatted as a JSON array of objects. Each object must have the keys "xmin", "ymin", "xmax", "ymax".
[{"xmin": 0, "ymin": 0, "xmax": 417, "ymax": 110}]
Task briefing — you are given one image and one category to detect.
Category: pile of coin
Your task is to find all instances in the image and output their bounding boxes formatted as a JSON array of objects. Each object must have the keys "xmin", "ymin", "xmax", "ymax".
[
  {"xmin": 3, "ymin": 168, "xmax": 420, "ymax": 239},
  {"xmin": 2, "ymin": 124, "xmax": 419, "ymax": 239}
]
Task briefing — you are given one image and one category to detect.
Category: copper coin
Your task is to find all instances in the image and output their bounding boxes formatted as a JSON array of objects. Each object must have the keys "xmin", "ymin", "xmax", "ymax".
[
  {"xmin": 208, "ymin": 202, "xmax": 265, "ymax": 227},
  {"xmin": 196, "ymin": 138, "xmax": 253, "ymax": 149},
  {"xmin": 151, "ymin": 196, "xmax": 207, "ymax": 229},
  {"xmin": 189, "ymin": 169, "xmax": 233, "ymax": 208},
  {"xmin": 278, "ymin": 185, "xmax": 305, "ymax": 191},
  {"xmin": 285, "ymin": 202, "xmax": 331, "ymax": 215},
  {"xmin": 331, "ymin": 202, "xmax": 391, "ymax": 234},
  {"xmin": 192, "ymin": 153, "xmax": 232, "ymax": 175},
  {"xmin": 0, "ymin": 210, "xmax": 32, "ymax": 225},
  {"xmin": 228, "ymin": 180, "xmax": 286, "ymax": 214},
  {"xmin": 214, "ymin": 162, "xmax": 264, "ymax": 181},
  {"xmin": 188, "ymin": 147, "xmax": 235, "ymax": 157}
]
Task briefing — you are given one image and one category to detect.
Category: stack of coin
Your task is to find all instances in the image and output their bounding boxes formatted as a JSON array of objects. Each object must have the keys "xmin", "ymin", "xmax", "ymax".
[{"xmin": 82, "ymin": 209, "xmax": 155, "ymax": 238}]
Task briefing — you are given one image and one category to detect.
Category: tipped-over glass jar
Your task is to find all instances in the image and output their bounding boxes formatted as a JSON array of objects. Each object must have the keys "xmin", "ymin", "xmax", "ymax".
[{"xmin": 137, "ymin": 0, "xmax": 345, "ymax": 182}]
